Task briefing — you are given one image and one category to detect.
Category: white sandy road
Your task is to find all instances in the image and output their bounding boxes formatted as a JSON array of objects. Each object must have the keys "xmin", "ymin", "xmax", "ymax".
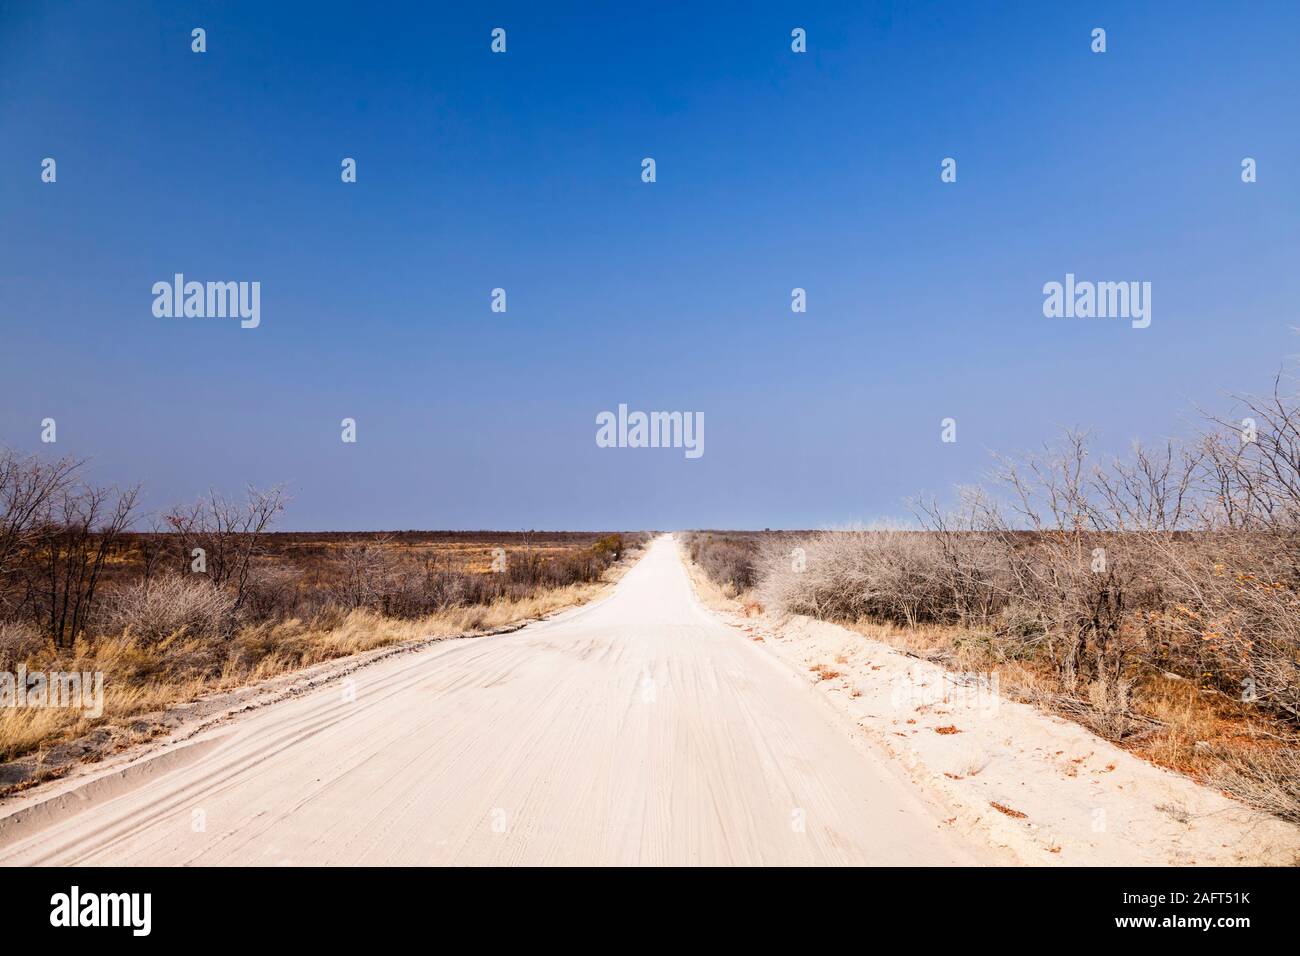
[
  {"xmin": 0, "ymin": 535, "xmax": 997, "ymax": 866},
  {"xmin": 0, "ymin": 538, "xmax": 993, "ymax": 868},
  {"xmin": 8, "ymin": 534, "xmax": 1290, "ymax": 867}
]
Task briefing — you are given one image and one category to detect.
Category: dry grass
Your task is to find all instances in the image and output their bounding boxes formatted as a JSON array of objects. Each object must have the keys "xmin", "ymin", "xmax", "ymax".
[
  {"xmin": 0, "ymin": 580, "xmax": 608, "ymax": 764},
  {"xmin": 1, "ymin": 507, "xmax": 645, "ymax": 770}
]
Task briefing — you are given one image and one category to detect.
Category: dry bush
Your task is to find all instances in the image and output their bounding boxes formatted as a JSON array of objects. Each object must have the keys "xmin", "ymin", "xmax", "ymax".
[
  {"xmin": 0, "ymin": 579, "xmax": 615, "ymax": 767},
  {"xmin": 737, "ymin": 382, "xmax": 1300, "ymax": 821},
  {"xmin": 95, "ymin": 574, "xmax": 236, "ymax": 645},
  {"xmin": 757, "ymin": 444, "xmax": 1200, "ymax": 708},
  {"xmin": 1148, "ymin": 531, "xmax": 1300, "ymax": 721},
  {"xmin": 972, "ymin": 433, "xmax": 1199, "ymax": 698},
  {"xmin": 0, "ymin": 456, "xmax": 645, "ymax": 769},
  {"xmin": 0, "ymin": 619, "xmax": 46, "ymax": 671},
  {"xmin": 0, "ymin": 450, "xmax": 80, "ymax": 614},
  {"xmin": 163, "ymin": 484, "xmax": 287, "ymax": 619},
  {"xmin": 22, "ymin": 480, "xmax": 139, "ymax": 648},
  {"xmin": 910, "ymin": 495, "xmax": 1012, "ymax": 626},
  {"xmin": 505, "ymin": 547, "xmax": 612, "ymax": 588},
  {"xmin": 1212, "ymin": 747, "xmax": 1300, "ymax": 825},
  {"xmin": 759, "ymin": 528, "xmax": 955, "ymax": 626},
  {"xmin": 592, "ymin": 533, "xmax": 626, "ymax": 560},
  {"xmin": 370, "ymin": 542, "xmax": 622, "ymax": 619},
  {"xmin": 329, "ymin": 536, "xmax": 394, "ymax": 610},
  {"xmin": 687, "ymin": 534, "xmax": 759, "ymax": 594},
  {"xmin": 239, "ymin": 564, "xmax": 304, "ymax": 622}
]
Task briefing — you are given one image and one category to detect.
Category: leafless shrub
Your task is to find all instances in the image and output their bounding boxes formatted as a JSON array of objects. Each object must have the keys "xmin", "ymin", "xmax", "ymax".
[
  {"xmin": 0, "ymin": 449, "xmax": 80, "ymax": 614},
  {"xmin": 759, "ymin": 527, "xmax": 952, "ymax": 626},
  {"xmin": 1134, "ymin": 376, "xmax": 1300, "ymax": 722},
  {"xmin": 684, "ymin": 533, "xmax": 759, "ymax": 593},
  {"xmin": 910, "ymin": 492, "xmax": 1012, "ymax": 626},
  {"xmin": 729, "ymin": 401, "xmax": 1300, "ymax": 738},
  {"xmin": 164, "ymin": 485, "xmax": 287, "ymax": 624},
  {"xmin": 1212, "ymin": 747, "xmax": 1300, "ymax": 825},
  {"xmin": 1195, "ymin": 374, "xmax": 1300, "ymax": 534},
  {"xmin": 240, "ymin": 564, "xmax": 304, "ymax": 622},
  {"xmin": 330, "ymin": 535, "xmax": 394, "ymax": 610},
  {"xmin": 23, "ymin": 480, "xmax": 139, "ymax": 648},
  {"xmin": 96, "ymin": 574, "xmax": 236, "ymax": 644},
  {"xmin": 745, "ymin": 377, "xmax": 1300, "ymax": 820},
  {"xmin": 504, "ymin": 548, "xmax": 611, "ymax": 589},
  {"xmin": 347, "ymin": 539, "xmax": 627, "ymax": 620},
  {"xmin": 973, "ymin": 432, "xmax": 1167, "ymax": 698},
  {"xmin": 1142, "ymin": 530, "xmax": 1298, "ymax": 716},
  {"xmin": 0, "ymin": 619, "xmax": 46, "ymax": 671}
]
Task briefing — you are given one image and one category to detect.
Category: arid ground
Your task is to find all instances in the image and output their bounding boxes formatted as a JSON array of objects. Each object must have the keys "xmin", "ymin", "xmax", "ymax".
[{"xmin": 3, "ymin": 535, "xmax": 1296, "ymax": 866}]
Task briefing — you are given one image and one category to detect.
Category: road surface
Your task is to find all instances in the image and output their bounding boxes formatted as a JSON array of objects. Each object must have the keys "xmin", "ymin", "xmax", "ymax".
[{"xmin": 0, "ymin": 535, "xmax": 991, "ymax": 865}]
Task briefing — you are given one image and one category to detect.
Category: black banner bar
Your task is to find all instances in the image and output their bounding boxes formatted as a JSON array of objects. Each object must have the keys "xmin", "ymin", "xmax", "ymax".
[{"xmin": 0, "ymin": 866, "xmax": 1285, "ymax": 941}]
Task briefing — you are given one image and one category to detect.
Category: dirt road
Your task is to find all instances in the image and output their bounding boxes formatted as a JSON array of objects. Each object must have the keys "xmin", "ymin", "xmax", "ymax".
[{"xmin": 0, "ymin": 535, "xmax": 993, "ymax": 866}]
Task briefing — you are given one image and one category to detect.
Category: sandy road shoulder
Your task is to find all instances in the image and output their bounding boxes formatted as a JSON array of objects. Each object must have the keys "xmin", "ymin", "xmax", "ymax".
[{"xmin": 680, "ymin": 542, "xmax": 1300, "ymax": 867}]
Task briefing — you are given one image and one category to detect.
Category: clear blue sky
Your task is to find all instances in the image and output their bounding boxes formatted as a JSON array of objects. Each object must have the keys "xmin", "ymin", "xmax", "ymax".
[{"xmin": 2, "ymin": 1, "xmax": 1298, "ymax": 530}]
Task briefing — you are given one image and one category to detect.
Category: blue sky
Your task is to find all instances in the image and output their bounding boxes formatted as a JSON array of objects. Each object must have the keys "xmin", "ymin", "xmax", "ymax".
[{"xmin": 2, "ymin": 1, "xmax": 1298, "ymax": 530}]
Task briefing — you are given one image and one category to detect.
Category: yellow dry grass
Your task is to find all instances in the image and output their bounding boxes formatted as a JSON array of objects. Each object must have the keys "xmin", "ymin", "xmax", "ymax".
[{"xmin": 0, "ymin": 581, "xmax": 606, "ymax": 764}]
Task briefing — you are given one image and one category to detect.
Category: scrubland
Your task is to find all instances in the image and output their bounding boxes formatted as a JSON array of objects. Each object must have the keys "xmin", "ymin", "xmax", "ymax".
[
  {"xmin": 0, "ymin": 459, "xmax": 644, "ymax": 773},
  {"xmin": 686, "ymin": 376, "xmax": 1300, "ymax": 824}
]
